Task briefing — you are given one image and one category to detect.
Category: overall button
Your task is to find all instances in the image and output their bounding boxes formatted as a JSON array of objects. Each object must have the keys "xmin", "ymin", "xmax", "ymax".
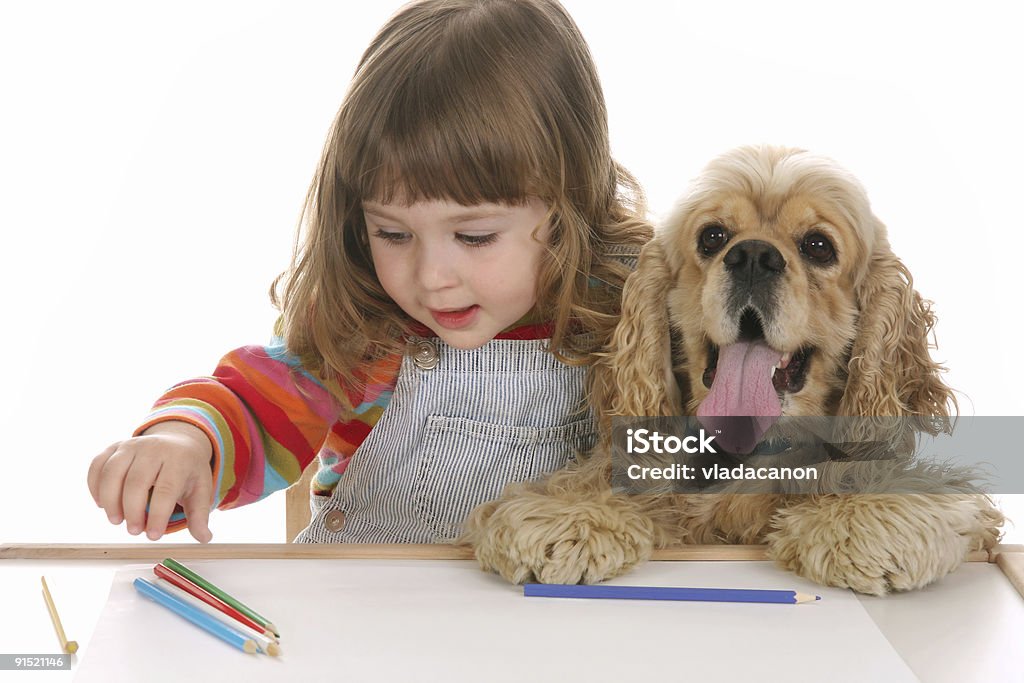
[
  {"xmin": 324, "ymin": 510, "xmax": 346, "ymax": 533},
  {"xmin": 410, "ymin": 339, "xmax": 439, "ymax": 370}
]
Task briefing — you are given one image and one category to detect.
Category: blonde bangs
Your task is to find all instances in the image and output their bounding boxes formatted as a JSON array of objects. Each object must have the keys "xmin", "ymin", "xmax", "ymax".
[{"xmin": 339, "ymin": 19, "xmax": 560, "ymax": 206}]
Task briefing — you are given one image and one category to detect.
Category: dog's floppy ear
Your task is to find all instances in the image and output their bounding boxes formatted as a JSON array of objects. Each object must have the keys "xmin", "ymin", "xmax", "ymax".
[
  {"xmin": 839, "ymin": 229, "xmax": 956, "ymax": 425},
  {"xmin": 592, "ymin": 237, "xmax": 683, "ymax": 419}
]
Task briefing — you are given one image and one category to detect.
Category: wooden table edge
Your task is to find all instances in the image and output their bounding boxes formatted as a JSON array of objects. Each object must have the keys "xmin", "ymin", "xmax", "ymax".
[{"xmin": 2, "ymin": 542, "xmax": 1020, "ymax": 562}]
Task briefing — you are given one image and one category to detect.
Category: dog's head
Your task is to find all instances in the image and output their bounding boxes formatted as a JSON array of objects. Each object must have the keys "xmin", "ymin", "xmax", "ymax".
[{"xmin": 598, "ymin": 146, "xmax": 954, "ymax": 438}]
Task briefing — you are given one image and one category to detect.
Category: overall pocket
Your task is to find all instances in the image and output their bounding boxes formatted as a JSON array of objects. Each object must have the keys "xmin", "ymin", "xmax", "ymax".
[{"xmin": 411, "ymin": 415, "xmax": 596, "ymax": 541}]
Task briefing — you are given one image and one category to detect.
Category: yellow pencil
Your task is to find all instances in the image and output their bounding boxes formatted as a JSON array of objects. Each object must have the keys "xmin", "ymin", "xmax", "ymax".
[{"xmin": 41, "ymin": 577, "xmax": 78, "ymax": 655}]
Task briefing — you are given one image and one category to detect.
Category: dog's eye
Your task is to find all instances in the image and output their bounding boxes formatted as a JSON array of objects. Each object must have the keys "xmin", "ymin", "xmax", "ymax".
[
  {"xmin": 698, "ymin": 224, "xmax": 728, "ymax": 256},
  {"xmin": 800, "ymin": 232, "xmax": 836, "ymax": 264}
]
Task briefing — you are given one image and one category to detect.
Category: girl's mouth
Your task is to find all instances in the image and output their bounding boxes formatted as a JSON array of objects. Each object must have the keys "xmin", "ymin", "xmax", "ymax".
[{"xmin": 429, "ymin": 305, "xmax": 480, "ymax": 330}]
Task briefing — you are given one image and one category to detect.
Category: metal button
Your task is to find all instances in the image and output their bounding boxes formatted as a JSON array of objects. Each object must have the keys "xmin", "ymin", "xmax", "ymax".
[
  {"xmin": 410, "ymin": 339, "xmax": 439, "ymax": 370},
  {"xmin": 324, "ymin": 510, "xmax": 346, "ymax": 533}
]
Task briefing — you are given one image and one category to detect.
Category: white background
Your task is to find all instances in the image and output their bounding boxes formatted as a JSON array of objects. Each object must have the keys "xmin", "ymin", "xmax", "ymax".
[{"xmin": 1, "ymin": 1, "xmax": 1021, "ymax": 545}]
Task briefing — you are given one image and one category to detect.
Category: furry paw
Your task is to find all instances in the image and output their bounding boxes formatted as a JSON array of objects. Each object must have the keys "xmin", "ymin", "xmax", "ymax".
[
  {"xmin": 766, "ymin": 494, "xmax": 1004, "ymax": 595},
  {"xmin": 462, "ymin": 490, "xmax": 656, "ymax": 584}
]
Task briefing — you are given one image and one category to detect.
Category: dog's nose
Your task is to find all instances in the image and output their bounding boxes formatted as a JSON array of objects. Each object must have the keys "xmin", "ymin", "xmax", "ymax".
[{"xmin": 724, "ymin": 240, "xmax": 786, "ymax": 282}]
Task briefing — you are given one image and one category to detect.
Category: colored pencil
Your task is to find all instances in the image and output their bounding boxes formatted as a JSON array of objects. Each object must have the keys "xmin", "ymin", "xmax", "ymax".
[
  {"xmin": 40, "ymin": 577, "xmax": 78, "ymax": 654},
  {"xmin": 523, "ymin": 583, "xmax": 821, "ymax": 604},
  {"xmin": 153, "ymin": 563, "xmax": 275, "ymax": 638},
  {"xmin": 133, "ymin": 578, "xmax": 258, "ymax": 653},
  {"xmin": 161, "ymin": 558, "xmax": 279, "ymax": 637},
  {"xmin": 155, "ymin": 579, "xmax": 281, "ymax": 656}
]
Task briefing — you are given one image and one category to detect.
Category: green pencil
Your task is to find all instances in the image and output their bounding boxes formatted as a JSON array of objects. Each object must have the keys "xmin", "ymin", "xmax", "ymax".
[{"xmin": 161, "ymin": 558, "xmax": 279, "ymax": 637}]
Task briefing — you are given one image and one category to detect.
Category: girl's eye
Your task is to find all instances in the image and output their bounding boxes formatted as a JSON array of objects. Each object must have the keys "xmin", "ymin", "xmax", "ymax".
[
  {"xmin": 372, "ymin": 229, "xmax": 410, "ymax": 245},
  {"xmin": 457, "ymin": 233, "xmax": 498, "ymax": 247}
]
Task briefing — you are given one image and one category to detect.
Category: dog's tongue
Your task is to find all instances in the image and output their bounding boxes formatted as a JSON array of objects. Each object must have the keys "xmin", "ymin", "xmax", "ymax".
[{"xmin": 697, "ymin": 341, "xmax": 783, "ymax": 454}]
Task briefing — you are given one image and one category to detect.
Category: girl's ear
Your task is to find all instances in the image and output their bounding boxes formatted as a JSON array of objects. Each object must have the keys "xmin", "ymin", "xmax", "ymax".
[{"xmin": 592, "ymin": 238, "xmax": 681, "ymax": 420}]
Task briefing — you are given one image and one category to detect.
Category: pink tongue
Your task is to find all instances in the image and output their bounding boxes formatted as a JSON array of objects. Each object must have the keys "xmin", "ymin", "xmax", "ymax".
[{"xmin": 697, "ymin": 341, "xmax": 783, "ymax": 454}]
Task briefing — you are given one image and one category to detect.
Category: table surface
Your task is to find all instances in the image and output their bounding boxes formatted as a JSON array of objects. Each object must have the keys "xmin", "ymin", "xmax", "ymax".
[{"xmin": 2, "ymin": 549, "xmax": 1022, "ymax": 683}]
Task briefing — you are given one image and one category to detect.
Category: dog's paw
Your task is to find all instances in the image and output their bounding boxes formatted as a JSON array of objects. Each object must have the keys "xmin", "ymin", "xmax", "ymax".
[
  {"xmin": 462, "ymin": 491, "xmax": 656, "ymax": 585},
  {"xmin": 766, "ymin": 494, "xmax": 1003, "ymax": 595}
]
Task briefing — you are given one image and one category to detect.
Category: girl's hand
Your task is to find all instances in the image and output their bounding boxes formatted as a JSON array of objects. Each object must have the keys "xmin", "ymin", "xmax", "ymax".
[{"xmin": 87, "ymin": 421, "xmax": 215, "ymax": 543}]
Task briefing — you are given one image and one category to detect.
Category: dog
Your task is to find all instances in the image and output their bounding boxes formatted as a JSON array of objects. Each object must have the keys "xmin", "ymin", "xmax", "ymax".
[{"xmin": 463, "ymin": 145, "xmax": 1004, "ymax": 595}]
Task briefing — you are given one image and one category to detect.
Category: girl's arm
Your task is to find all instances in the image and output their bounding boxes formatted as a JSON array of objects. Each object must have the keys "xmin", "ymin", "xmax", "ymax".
[{"xmin": 133, "ymin": 338, "xmax": 348, "ymax": 535}]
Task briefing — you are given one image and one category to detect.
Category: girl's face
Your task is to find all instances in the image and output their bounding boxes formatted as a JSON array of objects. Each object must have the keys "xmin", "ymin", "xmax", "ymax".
[{"xmin": 364, "ymin": 197, "xmax": 551, "ymax": 349}]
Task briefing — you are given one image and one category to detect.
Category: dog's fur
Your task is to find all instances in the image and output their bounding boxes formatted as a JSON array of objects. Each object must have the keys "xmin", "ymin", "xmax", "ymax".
[{"xmin": 463, "ymin": 146, "xmax": 1004, "ymax": 595}]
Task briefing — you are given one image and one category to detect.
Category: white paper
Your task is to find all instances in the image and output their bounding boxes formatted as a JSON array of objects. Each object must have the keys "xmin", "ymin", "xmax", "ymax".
[{"xmin": 74, "ymin": 559, "xmax": 917, "ymax": 682}]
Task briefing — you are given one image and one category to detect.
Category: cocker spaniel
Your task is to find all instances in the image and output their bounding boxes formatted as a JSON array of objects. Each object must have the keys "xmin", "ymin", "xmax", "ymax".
[{"xmin": 463, "ymin": 145, "xmax": 1004, "ymax": 595}]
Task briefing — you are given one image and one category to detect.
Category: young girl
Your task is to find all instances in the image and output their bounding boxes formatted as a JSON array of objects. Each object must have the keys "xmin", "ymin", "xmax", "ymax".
[{"xmin": 87, "ymin": 0, "xmax": 651, "ymax": 544}]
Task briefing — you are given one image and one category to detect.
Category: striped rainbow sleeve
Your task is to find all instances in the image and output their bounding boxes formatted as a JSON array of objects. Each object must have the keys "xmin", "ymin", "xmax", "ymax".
[{"xmin": 133, "ymin": 337, "xmax": 348, "ymax": 534}]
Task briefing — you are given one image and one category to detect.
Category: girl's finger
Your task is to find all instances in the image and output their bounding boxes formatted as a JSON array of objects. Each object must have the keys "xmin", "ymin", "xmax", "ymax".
[
  {"xmin": 180, "ymin": 473, "xmax": 214, "ymax": 544},
  {"xmin": 121, "ymin": 455, "xmax": 166, "ymax": 536},
  {"xmin": 144, "ymin": 465, "xmax": 188, "ymax": 541},
  {"xmin": 86, "ymin": 443, "xmax": 120, "ymax": 506},
  {"xmin": 95, "ymin": 446, "xmax": 137, "ymax": 525}
]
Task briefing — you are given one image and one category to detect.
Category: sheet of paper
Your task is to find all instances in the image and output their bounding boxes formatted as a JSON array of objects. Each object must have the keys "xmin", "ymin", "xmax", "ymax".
[{"xmin": 74, "ymin": 559, "xmax": 917, "ymax": 682}]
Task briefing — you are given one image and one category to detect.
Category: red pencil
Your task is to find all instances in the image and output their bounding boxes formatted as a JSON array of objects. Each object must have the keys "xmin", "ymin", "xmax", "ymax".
[{"xmin": 152, "ymin": 563, "xmax": 276, "ymax": 639}]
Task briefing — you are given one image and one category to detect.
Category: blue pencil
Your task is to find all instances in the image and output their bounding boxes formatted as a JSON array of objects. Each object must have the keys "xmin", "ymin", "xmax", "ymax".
[
  {"xmin": 133, "ymin": 578, "xmax": 258, "ymax": 653},
  {"xmin": 523, "ymin": 583, "xmax": 821, "ymax": 604}
]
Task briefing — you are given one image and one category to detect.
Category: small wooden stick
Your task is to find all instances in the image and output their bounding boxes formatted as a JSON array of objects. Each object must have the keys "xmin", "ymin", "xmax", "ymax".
[{"xmin": 41, "ymin": 577, "xmax": 78, "ymax": 654}]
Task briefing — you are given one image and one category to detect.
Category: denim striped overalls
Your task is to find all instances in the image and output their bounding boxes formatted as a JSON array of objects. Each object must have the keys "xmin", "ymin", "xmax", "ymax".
[{"xmin": 294, "ymin": 335, "xmax": 596, "ymax": 543}]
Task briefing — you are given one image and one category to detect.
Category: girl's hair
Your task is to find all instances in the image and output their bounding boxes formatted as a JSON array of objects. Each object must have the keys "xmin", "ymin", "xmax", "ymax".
[{"xmin": 272, "ymin": 0, "xmax": 651, "ymax": 411}]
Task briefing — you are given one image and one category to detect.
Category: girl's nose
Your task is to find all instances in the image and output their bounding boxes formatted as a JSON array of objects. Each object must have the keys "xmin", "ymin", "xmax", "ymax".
[{"xmin": 415, "ymin": 248, "xmax": 459, "ymax": 291}]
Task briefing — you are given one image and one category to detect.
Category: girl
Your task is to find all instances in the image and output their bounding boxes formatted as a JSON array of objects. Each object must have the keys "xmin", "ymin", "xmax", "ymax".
[{"xmin": 87, "ymin": 0, "xmax": 651, "ymax": 543}]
